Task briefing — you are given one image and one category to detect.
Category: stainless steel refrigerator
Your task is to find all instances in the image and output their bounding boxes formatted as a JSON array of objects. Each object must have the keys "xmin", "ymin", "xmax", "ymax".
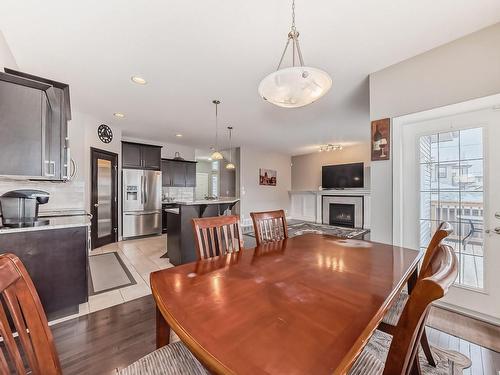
[{"xmin": 122, "ymin": 169, "xmax": 162, "ymax": 238}]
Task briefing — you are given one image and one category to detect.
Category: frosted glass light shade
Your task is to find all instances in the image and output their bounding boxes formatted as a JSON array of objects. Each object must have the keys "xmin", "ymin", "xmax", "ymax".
[
  {"xmin": 258, "ymin": 66, "xmax": 332, "ymax": 108},
  {"xmin": 210, "ymin": 151, "xmax": 224, "ymax": 160},
  {"xmin": 226, "ymin": 162, "xmax": 236, "ymax": 170}
]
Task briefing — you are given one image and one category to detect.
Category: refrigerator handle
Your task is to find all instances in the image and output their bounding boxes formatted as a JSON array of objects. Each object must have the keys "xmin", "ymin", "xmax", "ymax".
[
  {"xmin": 144, "ymin": 174, "xmax": 148, "ymax": 204},
  {"xmin": 140, "ymin": 175, "xmax": 144, "ymax": 204}
]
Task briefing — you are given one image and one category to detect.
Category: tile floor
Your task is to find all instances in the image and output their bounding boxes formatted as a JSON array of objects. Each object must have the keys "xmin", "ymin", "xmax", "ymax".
[{"xmin": 49, "ymin": 234, "xmax": 172, "ymax": 326}]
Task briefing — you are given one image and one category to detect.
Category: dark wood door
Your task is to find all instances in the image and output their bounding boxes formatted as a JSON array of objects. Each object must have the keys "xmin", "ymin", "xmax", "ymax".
[
  {"xmin": 171, "ymin": 161, "xmax": 186, "ymax": 187},
  {"xmin": 185, "ymin": 162, "xmax": 196, "ymax": 187},
  {"xmin": 122, "ymin": 142, "xmax": 142, "ymax": 169},
  {"xmin": 91, "ymin": 148, "xmax": 118, "ymax": 249},
  {"xmin": 141, "ymin": 145, "xmax": 161, "ymax": 170}
]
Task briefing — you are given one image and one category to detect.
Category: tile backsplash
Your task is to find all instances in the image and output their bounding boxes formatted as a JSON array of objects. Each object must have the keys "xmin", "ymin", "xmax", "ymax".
[
  {"xmin": 162, "ymin": 186, "xmax": 194, "ymax": 201},
  {"xmin": 0, "ymin": 178, "xmax": 85, "ymax": 213}
]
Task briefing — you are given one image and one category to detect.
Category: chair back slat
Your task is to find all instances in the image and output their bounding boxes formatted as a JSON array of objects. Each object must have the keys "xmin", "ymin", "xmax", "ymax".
[
  {"xmin": 222, "ymin": 226, "xmax": 231, "ymax": 252},
  {"xmin": 383, "ymin": 244, "xmax": 458, "ymax": 375},
  {"xmin": 250, "ymin": 210, "xmax": 288, "ymax": 246},
  {"xmin": 0, "ymin": 254, "xmax": 62, "ymax": 375},
  {"xmin": 0, "ymin": 298, "xmax": 26, "ymax": 374},
  {"xmin": 0, "ymin": 347, "xmax": 10, "ymax": 374},
  {"xmin": 4, "ymin": 288, "xmax": 40, "ymax": 374},
  {"xmin": 192, "ymin": 216, "xmax": 244, "ymax": 260}
]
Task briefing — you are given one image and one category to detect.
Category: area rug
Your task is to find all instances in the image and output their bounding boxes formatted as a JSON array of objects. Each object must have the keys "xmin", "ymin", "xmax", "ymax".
[
  {"xmin": 88, "ymin": 252, "xmax": 136, "ymax": 295},
  {"xmin": 350, "ymin": 330, "xmax": 472, "ymax": 374}
]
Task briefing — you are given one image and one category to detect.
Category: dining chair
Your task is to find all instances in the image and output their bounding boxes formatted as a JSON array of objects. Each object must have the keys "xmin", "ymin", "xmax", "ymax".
[
  {"xmin": 0, "ymin": 253, "xmax": 208, "ymax": 375},
  {"xmin": 192, "ymin": 215, "xmax": 244, "ymax": 259},
  {"xmin": 350, "ymin": 243, "xmax": 458, "ymax": 374},
  {"xmin": 378, "ymin": 221, "xmax": 453, "ymax": 367},
  {"xmin": 0, "ymin": 253, "xmax": 62, "ymax": 375},
  {"xmin": 250, "ymin": 209, "xmax": 288, "ymax": 246}
]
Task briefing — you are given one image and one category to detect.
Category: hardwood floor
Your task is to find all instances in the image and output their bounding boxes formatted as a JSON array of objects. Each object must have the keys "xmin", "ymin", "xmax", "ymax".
[
  {"xmin": 50, "ymin": 295, "xmax": 500, "ymax": 375},
  {"xmin": 428, "ymin": 305, "xmax": 500, "ymax": 352},
  {"xmin": 53, "ymin": 295, "xmax": 156, "ymax": 375}
]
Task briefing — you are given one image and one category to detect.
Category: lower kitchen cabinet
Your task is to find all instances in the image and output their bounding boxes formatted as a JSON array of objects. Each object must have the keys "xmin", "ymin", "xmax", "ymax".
[{"xmin": 0, "ymin": 226, "xmax": 88, "ymax": 320}]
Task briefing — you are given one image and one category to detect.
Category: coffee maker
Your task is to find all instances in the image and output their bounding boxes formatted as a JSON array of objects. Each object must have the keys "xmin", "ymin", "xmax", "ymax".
[{"xmin": 0, "ymin": 190, "xmax": 50, "ymax": 228}]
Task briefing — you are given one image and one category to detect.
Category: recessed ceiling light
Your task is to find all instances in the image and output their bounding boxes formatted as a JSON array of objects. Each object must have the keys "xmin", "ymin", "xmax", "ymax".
[
  {"xmin": 493, "ymin": 105, "xmax": 500, "ymax": 111},
  {"xmin": 113, "ymin": 112, "xmax": 125, "ymax": 118},
  {"xmin": 131, "ymin": 76, "xmax": 147, "ymax": 85},
  {"xmin": 175, "ymin": 133, "xmax": 183, "ymax": 137}
]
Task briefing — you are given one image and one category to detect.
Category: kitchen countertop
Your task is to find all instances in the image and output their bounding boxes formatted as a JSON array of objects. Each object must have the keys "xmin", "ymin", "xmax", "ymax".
[
  {"xmin": 174, "ymin": 198, "xmax": 240, "ymax": 206},
  {"xmin": 0, "ymin": 213, "xmax": 91, "ymax": 234}
]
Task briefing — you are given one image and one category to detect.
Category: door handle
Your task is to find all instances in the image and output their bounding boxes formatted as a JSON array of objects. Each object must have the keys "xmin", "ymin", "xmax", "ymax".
[
  {"xmin": 144, "ymin": 175, "xmax": 148, "ymax": 204},
  {"xmin": 124, "ymin": 211, "xmax": 160, "ymax": 216},
  {"xmin": 94, "ymin": 203, "xmax": 99, "ymax": 207},
  {"xmin": 485, "ymin": 227, "xmax": 500, "ymax": 234}
]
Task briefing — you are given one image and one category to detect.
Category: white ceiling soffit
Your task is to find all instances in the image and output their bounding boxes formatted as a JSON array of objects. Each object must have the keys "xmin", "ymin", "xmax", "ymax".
[{"xmin": 1, "ymin": 0, "xmax": 499, "ymax": 155}]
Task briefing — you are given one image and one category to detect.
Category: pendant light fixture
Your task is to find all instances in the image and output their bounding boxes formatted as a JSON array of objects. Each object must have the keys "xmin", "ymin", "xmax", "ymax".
[
  {"xmin": 210, "ymin": 100, "xmax": 224, "ymax": 160},
  {"xmin": 258, "ymin": 0, "xmax": 332, "ymax": 108},
  {"xmin": 225, "ymin": 126, "xmax": 236, "ymax": 170}
]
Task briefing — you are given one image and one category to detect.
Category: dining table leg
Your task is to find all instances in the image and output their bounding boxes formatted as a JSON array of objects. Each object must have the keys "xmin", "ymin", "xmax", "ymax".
[{"xmin": 156, "ymin": 306, "xmax": 171, "ymax": 349}]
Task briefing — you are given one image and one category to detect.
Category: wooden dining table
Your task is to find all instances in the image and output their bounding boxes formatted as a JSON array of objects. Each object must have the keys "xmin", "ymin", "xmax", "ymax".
[{"xmin": 151, "ymin": 233, "xmax": 422, "ymax": 375}]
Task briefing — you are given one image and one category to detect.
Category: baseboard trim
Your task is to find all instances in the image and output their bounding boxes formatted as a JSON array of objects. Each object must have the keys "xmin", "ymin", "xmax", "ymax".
[{"xmin": 434, "ymin": 300, "xmax": 500, "ymax": 327}]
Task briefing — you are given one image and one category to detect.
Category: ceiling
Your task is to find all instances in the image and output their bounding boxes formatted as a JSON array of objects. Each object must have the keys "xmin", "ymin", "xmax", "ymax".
[{"xmin": 1, "ymin": 0, "xmax": 500, "ymax": 155}]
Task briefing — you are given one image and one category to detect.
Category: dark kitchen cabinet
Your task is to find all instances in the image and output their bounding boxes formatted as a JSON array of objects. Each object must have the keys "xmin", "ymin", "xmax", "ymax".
[
  {"xmin": 0, "ymin": 69, "xmax": 71, "ymax": 180},
  {"xmin": 161, "ymin": 159, "xmax": 197, "ymax": 187},
  {"xmin": 142, "ymin": 146, "xmax": 161, "ymax": 170},
  {"xmin": 185, "ymin": 162, "xmax": 196, "ymax": 187},
  {"xmin": 161, "ymin": 159, "xmax": 172, "ymax": 186},
  {"xmin": 0, "ymin": 226, "xmax": 88, "ymax": 320},
  {"xmin": 122, "ymin": 142, "xmax": 142, "ymax": 168},
  {"xmin": 172, "ymin": 161, "xmax": 187, "ymax": 187},
  {"xmin": 122, "ymin": 142, "xmax": 162, "ymax": 170}
]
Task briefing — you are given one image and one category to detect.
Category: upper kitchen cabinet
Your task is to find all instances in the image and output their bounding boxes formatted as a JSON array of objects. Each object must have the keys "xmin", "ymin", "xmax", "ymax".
[
  {"xmin": 122, "ymin": 142, "xmax": 162, "ymax": 170},
  {"xmin": 0, "ymin": 69, "xmax": 71, "ymax": 180},
  {"xmin": 185, "ymin": 162, "xmax": 196, "ymax": 187},
  {"xmin": 161, "ymin": 159, "xmax": 197, "ymax": 187}
]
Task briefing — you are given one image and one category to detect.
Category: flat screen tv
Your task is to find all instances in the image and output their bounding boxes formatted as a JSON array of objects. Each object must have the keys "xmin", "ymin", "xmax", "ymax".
[{"xmin": 322, "ymin": 162, "xmax": 364, "ymax": 189}]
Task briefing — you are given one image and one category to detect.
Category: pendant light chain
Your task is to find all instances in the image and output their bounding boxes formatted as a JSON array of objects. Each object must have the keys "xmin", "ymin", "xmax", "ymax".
[
  {"xmin": 228, "ymin": 127, "xmax": 233, "ymax": 163},
  {"xmin": 277, "ymin": 0, "xmax": 304, "ymax": 71},
  {"xmin": 210, "ymin": 100, "xmax": 224, "ymax": 160},
  {"xmin": 215, "ymin": 102, "xmax": 218, "ymax": 150}
]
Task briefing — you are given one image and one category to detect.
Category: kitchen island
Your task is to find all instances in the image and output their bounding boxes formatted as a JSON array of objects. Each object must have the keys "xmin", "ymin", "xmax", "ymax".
[{"xmin": 166, "ymin": 198, "xmax": 240, "ymax": 265}]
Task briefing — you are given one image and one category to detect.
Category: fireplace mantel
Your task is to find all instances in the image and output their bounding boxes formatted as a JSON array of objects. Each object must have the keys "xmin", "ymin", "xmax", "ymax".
[{"xmin": 289, "ymin": 189, "xmax": 371, "ymax": 229}]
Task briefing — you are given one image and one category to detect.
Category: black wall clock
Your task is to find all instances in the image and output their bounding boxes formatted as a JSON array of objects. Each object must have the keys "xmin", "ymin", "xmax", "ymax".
[{"xmin": 98, "ymin": 124, "xmax": 113, "ymax": 144}]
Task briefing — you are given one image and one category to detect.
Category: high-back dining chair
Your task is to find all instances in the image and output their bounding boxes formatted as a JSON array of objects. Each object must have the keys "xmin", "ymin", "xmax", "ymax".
[
  {"xmin": 250, "ymin": 210, "xmax": 288, "ymax": 246},
  {"xmin": 0, "ymin": 253, "xmax": 62, "ymax": 375},
  {"xmin": 0, "ymin": 253, "xmax": 209, "ymax": 375},
  {"xmin": 350, "ymin": 244, "xmax": 458, "ymax": 374},
  {"xmin": 192, "ymin": 215, "xmax": 244, "ymax": 260},
  {"xmin": 379, "ymin": 221, "xmax": 453, "ymax": 366}
]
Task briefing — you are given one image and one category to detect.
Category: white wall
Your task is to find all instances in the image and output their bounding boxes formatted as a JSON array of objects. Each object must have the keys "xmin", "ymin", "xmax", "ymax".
[
  {"xmin": 239, "ymin": 147, "xmax": 291, "ymax": 224},
  {"xmin": 0, "ymin": 30, "xmax": 17, "ymax": 69},
  {"xmin": 369, "ymin": 22, "xmax": 500, "ymax": 244},
  {"xmin": 291, "ymin": 143, "xmax": 371, "ymax": 191}
]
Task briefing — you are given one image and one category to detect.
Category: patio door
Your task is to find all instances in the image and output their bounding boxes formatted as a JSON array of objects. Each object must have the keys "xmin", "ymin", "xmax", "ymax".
[{"xmin": 393, "ymin": 94, "xmax": 500, "ymax": 323}]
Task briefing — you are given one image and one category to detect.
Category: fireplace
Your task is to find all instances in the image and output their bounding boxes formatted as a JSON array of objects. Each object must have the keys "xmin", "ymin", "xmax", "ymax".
[
  {"xmin": 322, "ymin": 195, "xmax": 364, "ymax": 228},
  {"xmin": 329, "ymin": 203, "xmax": 355, "ymax": 228}
]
